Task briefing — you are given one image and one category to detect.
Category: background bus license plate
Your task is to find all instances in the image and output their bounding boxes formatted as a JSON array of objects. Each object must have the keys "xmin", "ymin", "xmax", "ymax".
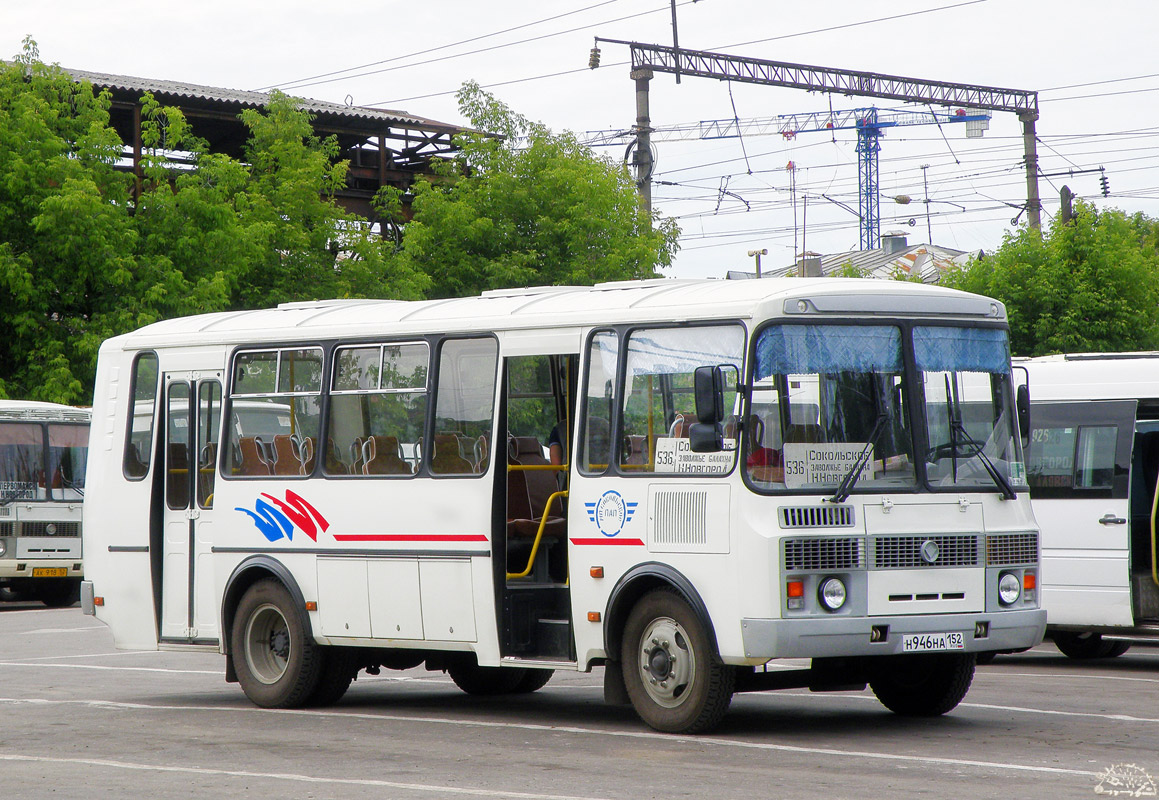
[
  {"xmin": 31, "ymin": 567, "xmax": 68, "ymax": 578},
  {"xmin": 902, "ymin": 632, "xmax": 964, "ymax": 652}
]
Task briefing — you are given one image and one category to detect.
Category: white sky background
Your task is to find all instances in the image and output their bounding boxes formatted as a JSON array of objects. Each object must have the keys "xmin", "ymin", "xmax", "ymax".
[{"xmin": 4, "ymin": 0, "xmax": 1158, "ymax": 279}]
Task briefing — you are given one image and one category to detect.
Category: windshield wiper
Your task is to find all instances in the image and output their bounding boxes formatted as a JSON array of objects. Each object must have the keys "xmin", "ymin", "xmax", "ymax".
[
  {"xmin": 828, "ymin": 412, "xmax": 889, "ymax": 504},
  {"xmin": 947, "ymin": 416, "xmax": 1017, "ymax": 500}
]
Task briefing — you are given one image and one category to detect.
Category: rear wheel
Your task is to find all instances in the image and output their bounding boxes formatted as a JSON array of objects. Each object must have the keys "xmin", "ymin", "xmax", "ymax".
[
  {"xmin": 621, "ymin": 589, "xmax": 734, "ymax": 734},
  {"xmin": 231, "ymin": 579, "xmax": 321, "ymax": 708},
  {"xmin": 38, "ymin": 579, "xmax": 80, "ymax": 608},
  {"xmin": 1052, "ymin": 631, "xmax": 1127, "ymax": 659},
  {"xmin": 869, "ymin": 653, "xmax": 975, "ymax": 716},
  {"xmin": 448, "ymin": 659, "xmax": 530, "ymax": 695}
]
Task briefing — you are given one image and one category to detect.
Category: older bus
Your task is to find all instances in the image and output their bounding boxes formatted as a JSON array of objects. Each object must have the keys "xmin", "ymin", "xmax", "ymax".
[
  {"xmin": 1017, "ymin": 353, "xmax": 1159, "ymax": 658},
  {"xmin": 0, "ymin": 399, "xmax": 89, "ymax": 606},
  {"xmin": 82, "ymin": 279, "xmax": 1044, "ymax": 733}
]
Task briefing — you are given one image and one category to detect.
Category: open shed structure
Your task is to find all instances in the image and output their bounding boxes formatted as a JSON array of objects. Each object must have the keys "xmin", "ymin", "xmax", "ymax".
[{"xmin": 68, "ymin": 68, "xmax": 464, "ymax": 225}]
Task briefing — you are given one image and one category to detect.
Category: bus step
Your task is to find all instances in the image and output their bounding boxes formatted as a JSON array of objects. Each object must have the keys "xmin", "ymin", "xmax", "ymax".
[{"xmin": 536, "ymin": 618, "xmax": 574, "ymax": 662}]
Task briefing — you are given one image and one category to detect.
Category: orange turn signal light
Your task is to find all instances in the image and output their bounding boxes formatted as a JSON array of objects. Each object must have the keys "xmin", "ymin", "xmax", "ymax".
[
  {"xmin": 93, "ymin": 596, "xmax": 104, "ymax": 607},
  {"xmin": 1023, "ymin": 573, "xmax": 1036, "ymax": 591},
  {"xmin": 787, "ymin": 580, "xmax": 805, "ymax": 598},
  {"xmin": 587, "ymin": 611, "xmax": 601, "ymax": 622},
  {"xmin": 305, "ymin": 601, "xmax": 318, "ymax": 612},
  {"xmin": 590, "ymin": 566, "xmax": 604, "ymax": 579}
]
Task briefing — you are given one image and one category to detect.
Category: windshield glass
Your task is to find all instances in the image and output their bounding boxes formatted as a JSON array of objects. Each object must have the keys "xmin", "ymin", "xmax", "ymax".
[
  {"xmin": 746, "ymin": 325, "xmax": 915, "ymax": 492},
  {"xmin": 0, "ymin": 422, "xmax": 88, "ymax": 502},
  {"xmin": 916, "ymin": 326, "xmax": 1024, "ymax": 492}
]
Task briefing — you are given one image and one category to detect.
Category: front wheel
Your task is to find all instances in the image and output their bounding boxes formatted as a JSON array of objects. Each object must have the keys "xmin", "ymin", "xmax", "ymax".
[
  {"xmin": 869, "ymin": 653, "xmax": 975, "ymax": 716},
  {"xmin": 621, "ymin": 589, "xmax": 734, "ymax": 734},
  {"xmin": 230, "ymin": 579, "xmax": 322, "ymax": 708}
]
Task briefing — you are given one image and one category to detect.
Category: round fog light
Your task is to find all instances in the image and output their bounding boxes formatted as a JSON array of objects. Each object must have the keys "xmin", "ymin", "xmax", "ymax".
[
  {"xmin": 998, "ymin": 572, "xmax": 1021, "ymax": 605},
  {"xmin": 818, "ymin": 577, "xmax": 847, "ymax": 611}
]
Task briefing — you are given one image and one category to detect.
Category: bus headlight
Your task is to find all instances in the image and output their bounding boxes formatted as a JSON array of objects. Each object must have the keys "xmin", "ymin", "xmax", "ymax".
[
  {"xmin": 0, "ymin": 539, "xmax": 6, "ymax": 557},
  {"xmin": 818, "ymin": 577, "xmax": 847, "ymax": 611},
  {"xmin": 998, "ymin": 572, "xmax": 1022, "ymax": 606}
]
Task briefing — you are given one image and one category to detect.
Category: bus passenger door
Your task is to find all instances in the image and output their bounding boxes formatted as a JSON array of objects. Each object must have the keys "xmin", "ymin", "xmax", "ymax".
[
  {"xmin": 498, "ymin": 353, "xmax": 576, "ymax": 662},
  {"xmin": 1028, "ymin": 399, "xmax": 1136, "ymax": 627},
  {"xmin": 160, "ymin": 372, "xmax": 223, "ymax": 644}
]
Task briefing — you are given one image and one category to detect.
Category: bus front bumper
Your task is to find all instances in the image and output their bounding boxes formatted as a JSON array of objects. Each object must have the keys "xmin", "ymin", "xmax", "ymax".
[{"xmin": 741, "ymin": 608, "xmax": 1047, "ymax": 659}]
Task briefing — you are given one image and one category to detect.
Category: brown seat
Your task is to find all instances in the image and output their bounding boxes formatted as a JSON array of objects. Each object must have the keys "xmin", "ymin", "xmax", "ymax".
[
  {"xmin": 238, "ymin": 436, "xmax": 271, "ymax": 476},
  {"xmin": 431, "ymin": 434, "xmax": 473, "ymax": 474},
  {"xmin": 363, "ymin": 435, "xmax": 411, "ymax": 475},
  {"xmin": 507, "ymin": 436, "xmax": 565, "ymax": 540},
  {"xmin": 272, "ymin": 434, "xmax": 302, "ymax": 476}
]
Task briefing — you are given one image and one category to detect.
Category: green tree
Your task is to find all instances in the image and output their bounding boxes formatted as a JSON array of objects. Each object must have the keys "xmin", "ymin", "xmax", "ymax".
[
  {"xmin": 0, "ymin": 43, "xmax": 426, "ymax": 403},
  {"xmin": 397, "ymin": 81, "xmax": 679, "ymax": 298},
  {"xmin": 942, "ymin": 201, "xmax": 1159, "ymax": 356}
]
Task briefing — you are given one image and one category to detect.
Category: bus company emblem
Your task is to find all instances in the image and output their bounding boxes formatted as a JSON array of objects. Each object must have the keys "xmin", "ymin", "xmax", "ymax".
[
  {"xmin": 920, "ymin": 539, "xmax": 940, "ymax": 565},
  {"xmin": 585, "ymin": 490, "xmax": 638, "ymax": 537},
  {"xmin": 236, "ymin": 490, "xmax": 330, "ymax": 543}
]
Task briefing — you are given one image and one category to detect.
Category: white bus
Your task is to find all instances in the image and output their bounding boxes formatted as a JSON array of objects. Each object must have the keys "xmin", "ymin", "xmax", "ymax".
[
  {"xmin": 0, "ymin": 399, "xmax": 90, "ymax": 606},
  {"xmin": 1017, "ymin": 353, "xmax": 1159, "ymax": 658},
  {"xmin": 82, "ymin": 279, "xmax": 1044, "ymax": 733}
]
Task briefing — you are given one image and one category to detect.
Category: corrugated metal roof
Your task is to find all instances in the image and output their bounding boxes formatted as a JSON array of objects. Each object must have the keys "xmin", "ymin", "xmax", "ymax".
[
  {"xmin": 749, "ymin": 240, "xmax": 976, "ymax": 284},
  {"xmin": 65, "ymin": 67, "xmax": 461, "ymax": 132}
]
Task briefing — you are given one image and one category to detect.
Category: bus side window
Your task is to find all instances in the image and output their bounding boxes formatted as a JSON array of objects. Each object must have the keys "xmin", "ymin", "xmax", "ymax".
[
  {"xmin": 431, "ymin": 338, "xmax": 496, "ymax": 476},
  {"xmin": 124, "ymin": 352, "xmax": 159, "ymax": 480}
]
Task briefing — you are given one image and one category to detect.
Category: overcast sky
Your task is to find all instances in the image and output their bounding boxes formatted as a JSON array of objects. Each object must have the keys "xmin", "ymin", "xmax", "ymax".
[{"xmin": 5, "ymin": 0, "xmax": 1158, "ymax": 278}]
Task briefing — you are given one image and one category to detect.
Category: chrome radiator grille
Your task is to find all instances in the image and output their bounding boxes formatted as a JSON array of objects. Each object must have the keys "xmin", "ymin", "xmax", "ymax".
[{"xmin": 872, "ymin": 534, "xmax": 980, "ymax": 569}]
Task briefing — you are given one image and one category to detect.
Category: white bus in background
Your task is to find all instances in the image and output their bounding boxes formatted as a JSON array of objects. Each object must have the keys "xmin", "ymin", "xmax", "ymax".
[
  {"xmin": 81, "ymin": 279, "xmax": 1044, "ymax": 734},
  {"xmin": 1017, "ymin": 353, "xmax": 1159, "ymax": 658},
  {"xmin": 0, "ymin": 399, "xmax": 89, "ymax": 606}
]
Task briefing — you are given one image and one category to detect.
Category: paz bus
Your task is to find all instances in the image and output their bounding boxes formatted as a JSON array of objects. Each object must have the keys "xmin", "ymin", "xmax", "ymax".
[
  {"xmin": 0, "ymin": 399, "xmax": 89, "ymax": 606},
  {"xmin": 81, "ymin": 279, "xmax": 1045, "ymax": 733},
  {"xmin": 1016, "ymin": 353, "xmax": 1159, "ymax": 658}
]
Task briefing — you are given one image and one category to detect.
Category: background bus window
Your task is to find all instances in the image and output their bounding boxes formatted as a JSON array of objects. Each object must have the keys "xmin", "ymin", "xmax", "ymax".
[
  {"xmin": 225, "ymin": 347, "xmax": 323, "ymax": 477},
  {"xmin": 431, "ymin": 338, "xmax": 497, "ymax": 475},
  {"xmin": 326, "ymin": 343, "xmax": 429, "ymax": 476},
  {"xmin": 619, "ymin": 325, "xmax": 743, "ymax": 475},
  {"xmin": 0, "ymin": 423, "xmax": 42, "ymax": 500},
  {"xmin": 1025, "ymin": 401, "xmax": 1133, "ymax": 500},
  {"xmin": 1026, "ymin": 425, "xmax": 1078, "ymax": 491},
  {"xmin": 46, "ymin": 423, "xmax": 88, "ymax": 500},
  {"xmin": 1074, "ymin": 426, "xmax": 1117, "ymax": 490},
  {"xmin": 124, "ymin": 352, "xmax": 159, "ymax": 479},
  {"xmin": 580, "ymin": 331, "xmax": 618, "ymax": 474}
]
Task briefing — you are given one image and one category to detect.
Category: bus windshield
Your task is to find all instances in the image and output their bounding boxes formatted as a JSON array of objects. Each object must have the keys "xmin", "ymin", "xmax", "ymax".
[
  {"xmin": 917, "ymin": 326, "xmax": 1022, "ymax": 494},
  {"xmin": 746, "ymin": 324, "xmax": 915, "ymax": 493},
  {"xmin": 0, "ymin": 421, "xmax": 88, "ymax": 502}
]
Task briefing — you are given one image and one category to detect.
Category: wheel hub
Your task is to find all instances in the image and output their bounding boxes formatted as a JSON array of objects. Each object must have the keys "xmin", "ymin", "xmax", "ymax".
[{"xmin": 637, "ymin": 616, "xmax": 695, "ymax": 708}]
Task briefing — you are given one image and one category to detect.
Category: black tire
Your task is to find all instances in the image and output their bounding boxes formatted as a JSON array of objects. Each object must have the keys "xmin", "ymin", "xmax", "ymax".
[
  {"xmin": 1052, "ymin": 631, "xmax": 1119, "ymax": 659},
  {"xmin": 975, "ymin": 651, "xmax": 998, "ymax": 665},
  {"xmin": 307, "ymin": 646, "xmax": 359, "ymax": 707},
  {"xmin": 38, "ymin": 579, "xmax": 80, "ymax": 608},
  {"xmin": 447, "ymin": 659, "xmax": 527, "ymax": 696},
  {"xmin": 869, "ymin": 653, "xmax": 975, "ymax": 717},
  {"xmin": 511, "ymin": 669, "xmax": 553, "ymax": 694},
  {"xmin": 620, "ymin": 588, "xmax": 734, "ymax": 734},
  {"xmin": 230, "ymin": 579, "xmax": 322, "ymax": 708}
]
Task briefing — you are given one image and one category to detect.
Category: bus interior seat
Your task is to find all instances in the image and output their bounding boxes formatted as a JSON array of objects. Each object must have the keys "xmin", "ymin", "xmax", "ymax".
[
  {"xmin": 669, "ymin": 413, "xmax": 687, "ymax": 438},
  {"xmin": 298, "ymin": 436, "xmax": 315, "ymax": 475},
  {"xmin": 271, "ymin": 434, "xmax": 303, "ymax": 476},
  {"xmin": 431, "ymin": 433, "xmax": 474, "ymax": 474},
  {"xmin": 349, "ymin": 437, "xmax": 366, "ymax": 474},
  {"xmin": 363, "ymin": 435, "xmax": 411, "ymax": 475},
  {"xmin": 507, "ymin": 435, "xmax": 565, "ymax": 540},
  {"xmin": 324, "ymin": 439, "xmax": 349, "ymax": 474},
  {"xmin": 623, "ymin": 434, "xmax": 647, "ymax": 465},
  {"xmin": 238, "ymin": 436, "xmax": 272, "ymax": 476}
]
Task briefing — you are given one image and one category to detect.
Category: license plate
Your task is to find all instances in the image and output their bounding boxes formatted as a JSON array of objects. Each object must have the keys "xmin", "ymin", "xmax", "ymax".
[
  {"xmin": 902, "ymin": 632, "xmax": 965, "ymax": 652},
  {"xmin": 31, "ymin": 567, "xmax": 68, "ymax": 578}
]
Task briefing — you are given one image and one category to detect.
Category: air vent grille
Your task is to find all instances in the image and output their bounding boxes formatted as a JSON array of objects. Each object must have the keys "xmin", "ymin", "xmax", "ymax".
[
  {"xmin": 779, "ymin": 505, "xmax": 855, "ymax": 529},
  {"xmin": 986, "ymin": 532, "xmax": 1039, "ymax": 565},
  {"xmin": 784, "ymin": 537, "xmax": 864, "ymax": 571},
  {"xmin": 652, "ymin": 491, "xmax": 708, "ymax": 546},
  {"xmin": 872, "ymin": 534, "xmax": 980, "ymax": 568},
  {"xmin": 21, "ymin": 521, "xmax": 81, "ymax": 538}
]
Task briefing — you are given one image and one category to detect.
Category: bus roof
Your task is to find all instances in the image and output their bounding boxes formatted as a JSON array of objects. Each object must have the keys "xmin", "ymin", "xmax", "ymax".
[
  {"xmin": 1016, "ymin": 352, "xmax": 1159, "ymax": 402},
  {"xmin": 0, "ymin": 399, "xmax": 91, "ymax": 422},
  {"xmin": 102, "ymin": 278, "xmax": 1007, "ymax": 351}
]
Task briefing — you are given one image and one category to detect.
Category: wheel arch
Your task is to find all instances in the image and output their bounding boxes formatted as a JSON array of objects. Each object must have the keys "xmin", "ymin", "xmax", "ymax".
[
  {"xmin": 221, "ymin": 555, "xmax": 312, "ymax": 660},
  {"xmin": 603, "ymin": 562, "xmax": 720, "ymax": 663}
]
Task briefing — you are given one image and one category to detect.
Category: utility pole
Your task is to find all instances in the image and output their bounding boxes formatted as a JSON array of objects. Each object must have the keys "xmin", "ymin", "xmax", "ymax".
[
  {"xmin": 631, "ymin": 68, "xmax": 654, "ymax": 217},
  {"xmin": 920, "ymin": 164, "xmax": 932, "ymax": 244},
  {"xmin": 1020, "ymin": 111, "xmax": 1042, "ymax": 230}
]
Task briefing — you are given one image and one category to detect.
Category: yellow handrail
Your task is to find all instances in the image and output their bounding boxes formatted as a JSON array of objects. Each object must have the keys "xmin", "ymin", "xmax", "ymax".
[
  {"xmin": 506, "ymin": 489, "xmax": 569, "ymax": 580},
  {"xmin": 1151, "ymin": 469, "xmax": 1159, "ymax": 588}
]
